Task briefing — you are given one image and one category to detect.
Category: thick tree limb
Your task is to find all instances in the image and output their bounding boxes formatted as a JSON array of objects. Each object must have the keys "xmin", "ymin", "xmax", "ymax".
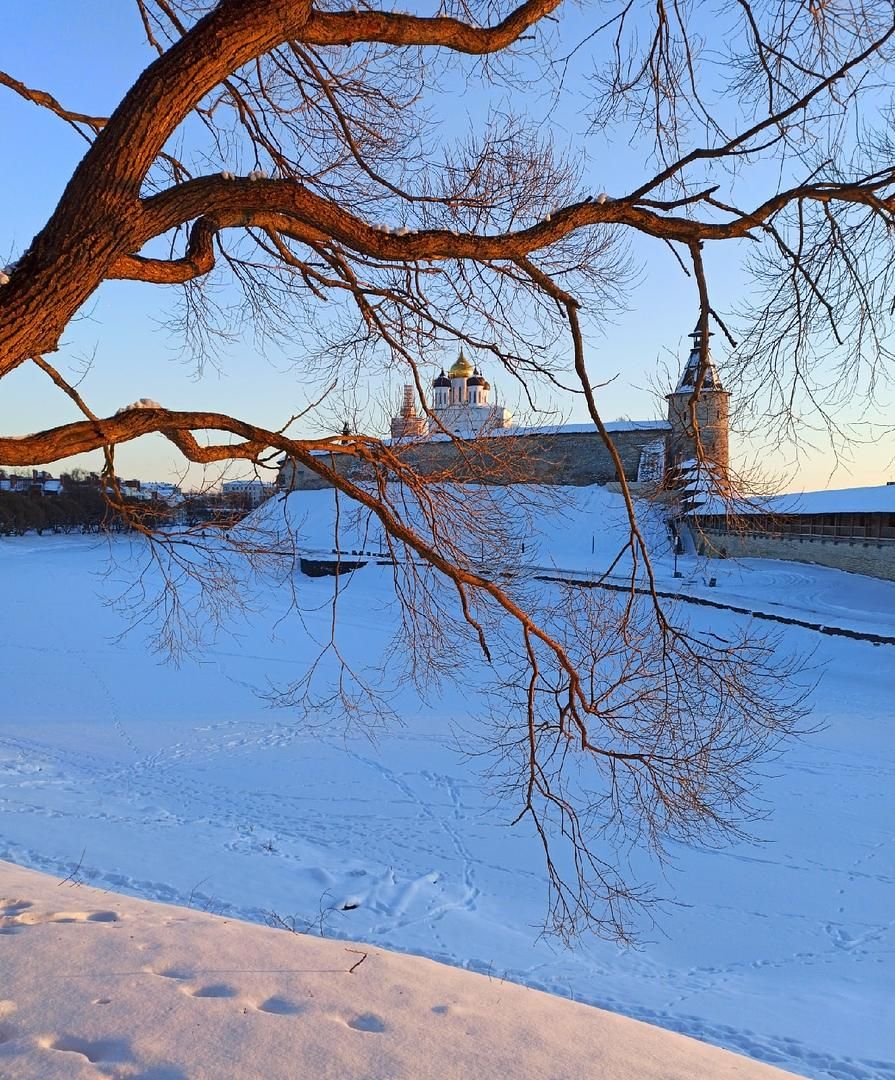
[
  {"xmin": 0, "ymin": 0, "xmax": 564, "ymax": 376},
  {"xmin": 0, "ymin": 409, "xmax": 344, "ymax": 466},
  {"xmin": 99, "ymin": 171, "xmax": 895, "ymax": 290},
  {"xmin": 300, "ymin": 2, "xmax": 562, "ymax": 52}
]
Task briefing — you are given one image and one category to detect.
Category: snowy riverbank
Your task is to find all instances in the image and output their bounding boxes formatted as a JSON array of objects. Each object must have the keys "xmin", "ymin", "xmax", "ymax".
[{"xmin": 0, "ymin": 859, "xmax": 797, "ymax": 1079}]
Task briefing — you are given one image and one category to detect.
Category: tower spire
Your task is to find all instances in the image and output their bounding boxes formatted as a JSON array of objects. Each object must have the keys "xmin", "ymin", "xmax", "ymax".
[
  {"xmin": 665, "ymin": 316, "xmax": 731, "ymax": 479},
  {"xmin": 675, "ymin": 316, "xmax": 723, "ymax": 393}
]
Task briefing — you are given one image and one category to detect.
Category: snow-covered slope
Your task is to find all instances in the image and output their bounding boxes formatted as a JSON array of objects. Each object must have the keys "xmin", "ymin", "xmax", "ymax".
[
  {"xmin": 248, "ymin": 483, "xmax": 672, "ymax": 577},
  {"xmin": 251, "ymin": 486, "xmax": 895, "ymax": 634},
  {"xmin": 0, "ymin": 860, "xmax": 794, "ymax": 1080}
]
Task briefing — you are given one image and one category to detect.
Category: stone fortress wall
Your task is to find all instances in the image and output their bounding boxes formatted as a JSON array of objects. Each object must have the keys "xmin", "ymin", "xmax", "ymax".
[
  {"xmin": 693, "ymin": 528, "xmax": 895, "ymax": 583},
  {"xmin": 279, "ymin": 423, "xmax": 671, "ymax": 492},
  {"xmin": 280, "ymin": 324, "xmax": 726, "ymax": 494}
]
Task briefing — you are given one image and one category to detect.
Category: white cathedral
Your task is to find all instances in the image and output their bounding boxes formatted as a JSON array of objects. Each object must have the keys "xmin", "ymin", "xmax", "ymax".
[{"xmin": 390, "ymin": 350, "xmax": 512, "ymax": 440}]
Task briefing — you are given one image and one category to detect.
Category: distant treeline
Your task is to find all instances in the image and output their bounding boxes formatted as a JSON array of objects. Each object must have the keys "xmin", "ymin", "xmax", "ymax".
[
  {"xmin": 0, "ymin": 485, "xmax": 262, "ymax": 537},
  {"xmin": 0, "ymin": 486, "xmax": 166, "ymax": 536}
]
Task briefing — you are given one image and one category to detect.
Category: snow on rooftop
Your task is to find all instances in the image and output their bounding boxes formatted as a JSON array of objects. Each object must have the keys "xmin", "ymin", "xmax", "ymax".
[
  {"xmin": 381, "ymin": 419, "xmax": 670, "ymax": 448},
  {"xmin": 694, "ymin": 484, "xmax": 895, "ymax": 517},
  {"xmin": 442, "ymin": 419, "xmax": 669, "ymax": 439}
]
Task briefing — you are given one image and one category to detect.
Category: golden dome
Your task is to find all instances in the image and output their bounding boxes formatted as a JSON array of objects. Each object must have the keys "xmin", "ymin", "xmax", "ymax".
[{"xmin": 448, "ymin": 350, "xmax": 474, "ymax": 379}]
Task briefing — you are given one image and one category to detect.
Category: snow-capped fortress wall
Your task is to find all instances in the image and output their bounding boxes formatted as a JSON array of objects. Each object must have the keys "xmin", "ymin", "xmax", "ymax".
[
  {"xmin": 279, "ymin": 421, "xmax": 672, "ymax": 492},
  {"xmin": 691, "ymin": 486, "xmax": 895, "ymax": 582}
]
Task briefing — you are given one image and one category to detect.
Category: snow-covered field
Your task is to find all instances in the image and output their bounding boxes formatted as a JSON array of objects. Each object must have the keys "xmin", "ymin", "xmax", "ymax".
[{"xmin": 1, "ymin": 486, "xmax": 894, "ymax": 1079}]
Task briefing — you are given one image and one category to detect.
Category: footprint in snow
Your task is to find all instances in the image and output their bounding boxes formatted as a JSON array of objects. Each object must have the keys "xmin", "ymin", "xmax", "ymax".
[
  {"xmin": 347, "ymin": 1013, "xmax": 387, "ymax": 1033},
  {"xmin": 147, "ymin": 967, "xmax": 193, "ymax": 980},
  {"xmin": 186, "ymin": 984, "xmax": 239, "ymax": 998},
  {"xmin": 24, "ymin": 910, "xmax": 121, "ymax": 925},
  {"xmin": 256, "ymin": 996, "xmax": 304, "ymax": 1015},
  {"xmin": 0, "ymin": 1022, "xmax": 19, "ymax": 1045},
  {"xmin": 42, "ymin": 1034, "xmax": 135, "ymax": 1064},
  {"xmin": 0, "ymin": 900, "xmax": 32, "ymax": 916}
]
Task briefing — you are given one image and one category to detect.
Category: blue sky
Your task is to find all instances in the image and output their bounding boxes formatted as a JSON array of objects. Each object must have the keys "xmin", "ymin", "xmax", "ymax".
[{"xmin": 2, "ymin": 1, "xmax": 893, "ymax": 491}]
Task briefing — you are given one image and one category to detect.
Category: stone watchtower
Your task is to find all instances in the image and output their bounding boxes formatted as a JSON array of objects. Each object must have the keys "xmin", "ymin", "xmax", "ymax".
[{"xmin": 666, "ymin": 321, "xmax": 730, "ymax": 480}]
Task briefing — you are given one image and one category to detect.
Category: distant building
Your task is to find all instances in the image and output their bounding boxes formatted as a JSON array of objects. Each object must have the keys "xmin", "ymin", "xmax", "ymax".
[
  {"xmin": 281, "ymin": 326, "xmax": 726, "ymax": 491},
  {"xmin": 389, "ymin": 385, "xmax": 428, "ymax": 440},
  {"xmin": 429, "ymin": 350, "xmax": 512, "ymax": 437},
  {"xmin": 139, "ymin": 481, "xmax": 182, "ymax": 505},
  {"xmin": 220, "ymin": 479, "xmax": 274, "ymax": 507},
  {"xmin": 665, "ymin": 324, "xmax": 730, "ymax": 479},
  {"xmin": 391, "ymin": 351, "xmax": 513, "ymax": 439},
  {"xmin": 0, "ymin": 470, "xmax": 64, "ymax": 495}
]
